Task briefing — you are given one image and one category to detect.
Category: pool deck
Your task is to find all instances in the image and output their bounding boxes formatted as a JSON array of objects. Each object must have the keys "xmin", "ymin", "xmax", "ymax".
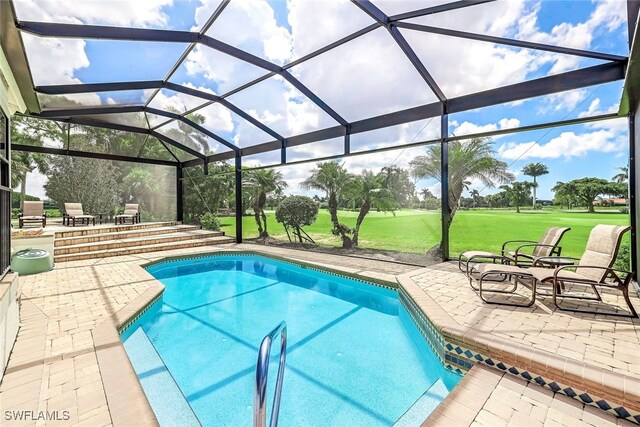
[{"xmin": 0, "ymin": 244, "xmax": 638, "ymax": 426}]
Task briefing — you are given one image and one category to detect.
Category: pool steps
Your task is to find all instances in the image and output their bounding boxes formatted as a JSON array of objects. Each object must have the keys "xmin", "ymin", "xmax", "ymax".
[
  {"xmin": 53, "ymin": 222, "xmax": 234, "ymax": 262},
  {"xmin": 123, "ymin": 327, "xmax": 201, "ymax": 427},
  {"xmin": 392, "ymin": 379, "xmax": 449, "ymax": 427}
]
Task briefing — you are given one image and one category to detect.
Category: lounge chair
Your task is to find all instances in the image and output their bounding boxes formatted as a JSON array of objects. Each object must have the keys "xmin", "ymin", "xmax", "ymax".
[
  {"xmin": 115, "ymin": 204, "xmax": 140, "ymax": 225},
  {"xmin": 458, "ymin": 227, "xmax": 571, "ymax": 276},
  {"xmin": 63, "ymin": 203, "xmax": 96, "ymax": 226},
  {"xmin": 471, "ymin": 225, "xmax": 637, "ymax": 318},
  {"xmin": 18, "ymin": 201, "xmax": 46, "ymax": 228}
]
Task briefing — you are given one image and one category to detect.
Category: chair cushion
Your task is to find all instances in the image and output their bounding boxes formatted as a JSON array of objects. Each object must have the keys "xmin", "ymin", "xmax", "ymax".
[
  {"xmin": 65, "ymin": 203, "xmax": 84, "ymax": 216},
  {"xmin": 22, "ymin": 216, "xmax": 44, "ymax": 220},
  {"xmin": 23, "ymin": 201, "xmax": 44, "ymax": 217},
  {"xmin": 577, "ymin": 225, "xmax": 630, "ymax": 282},
  {"xmin": 69, "ymin": 214, "xmax": 94, "ymax": 219},
  {"xmin": 474, "ymin": 263, "xmax": 526, "ymax": 275},
  {"xmin": 532, "ymin": 227, "xmax": 571, "ymax": 257},
  {"xmin": 115, "ymin": 214, "xmax": 135, "ymax": 218},
  {"xmin": 123, "ymin": 204, "xmax": 139, "ymax": 215}
]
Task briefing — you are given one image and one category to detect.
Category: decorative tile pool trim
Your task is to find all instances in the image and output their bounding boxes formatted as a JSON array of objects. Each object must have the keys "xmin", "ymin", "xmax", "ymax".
[
  {"xmin": 118, "ymin": 294, "xmax": 163, "ymax": 337},
  {"xmin": 397, "ymin": 274, "xmax": 640, "ymax": 425},
  {"xmin": 142, "ymin": 250, "xmax": 398, "ymax": 290}
]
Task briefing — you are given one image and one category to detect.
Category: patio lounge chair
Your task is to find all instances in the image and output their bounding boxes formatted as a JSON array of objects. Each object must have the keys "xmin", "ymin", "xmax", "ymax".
[
  {"xmin": 63, "ymin": 203, "xmax": 95, "ymax": 226},
  {"xmin": 471, "ymin": 225, "xmax": 637, "ymax": 318},
  {"xmin": 115, "ymin": 204, "xmax": 140, "ymax": 225},
  {"xmin": 18, "ymin": 201, "xmax": 46, "ymax": 228},
  {"xmin": 458, "ymin": 226, "xmax": 571, "ymax": 276}
]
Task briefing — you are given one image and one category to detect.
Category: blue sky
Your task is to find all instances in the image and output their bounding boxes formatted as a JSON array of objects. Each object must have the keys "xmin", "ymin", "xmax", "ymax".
[{"xmin": 15, "ymin": 0, "xmax": 631, "ymax": 200}]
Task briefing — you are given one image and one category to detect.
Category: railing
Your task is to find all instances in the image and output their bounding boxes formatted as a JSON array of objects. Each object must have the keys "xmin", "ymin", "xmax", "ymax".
[{"xmin": 254, "ymin": 321, "xmax": 287, "ymax": 427}]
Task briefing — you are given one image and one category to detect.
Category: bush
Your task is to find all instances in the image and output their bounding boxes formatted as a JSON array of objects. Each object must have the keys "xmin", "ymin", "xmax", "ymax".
[
  {"xmin": 275, "ymin": 196, "xmax": 319, "ymax": 243},
  {"xmin": 200, "ymin": 212, "xmax": 221, "ymax": 231},
  {"xmin": 614, "ymin": 240, "xmax": 631, "ymax": 271},
  {"xmin": 11, "ymin": 208, "xmax": 20, "ymax": 219},
  {"xmin": 619, "ymin": 207, "xmax": 629, "ymax": 214}
]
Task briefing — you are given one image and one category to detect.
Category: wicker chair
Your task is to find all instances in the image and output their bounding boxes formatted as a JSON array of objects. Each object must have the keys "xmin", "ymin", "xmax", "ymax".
[
  {"xmin": 63, "ymin": 203, "xmax": 95, "ymax": 226},
  {"xmin": 115, "ymin": 204, "xmax": 140, "ymax": 225},
  {"xmin": 19, "ymin": 201, "xmax": 46, "ymax": 228},
  {"xmin": 471, "ymin": 225, "xmax": 637, "ymax": 318}
]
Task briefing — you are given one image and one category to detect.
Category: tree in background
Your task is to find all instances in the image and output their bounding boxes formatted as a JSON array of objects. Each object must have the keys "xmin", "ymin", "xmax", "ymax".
[
  {"xmin": 182, "ymin": 163, "xmax": 235, "ymax": 224},
  {"xmin": 469, "ymin": 189, "xmax": 481, "ymax": 208},
  {"xmin": 10, "ymin": 116, "xmax": 64, "ymax": 209},
  {"xmin": 410, "ymin": 137, "xmax": 514, "ymax": 242},
  {"xmin": 522, "ymin": 162, "xmax": 549, "ymax": 208},
  {"xmin": 344, "ymin": 170, "xmax": 397, "ymax": 246},
  {"xmin": 552, "ymin": 182, "xmax": 577, "ymax": 209},
  {"xmin": 244, "ymin": 169, "xmax": 287, "ymax": 238},
  {"xmin": 44, "ymin": 156, "xmax": 118, "ymax": 214},
  {"xmin": 500, "ymin": 181, "xmax": 534, "ymax": 213},
  {"xmin": 378, "ymin": 165, "xmax": 415, "ymax": 208},
  {"xmin": 302, "ymin": 162, "xmax": 353, "ymax": 248},
  {"xmin": 552, "ymin": 177, "xmax": 620, "ymax": 213},
  {"xmin": 612, "ymin": 166, "xmax": 629, "ymax": 184},
  {"xmin": 275, "ymin": 196, "xmax": 319, "ymax": 243}
]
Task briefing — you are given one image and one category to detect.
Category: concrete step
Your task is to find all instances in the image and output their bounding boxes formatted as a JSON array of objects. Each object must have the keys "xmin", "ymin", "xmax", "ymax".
[
  {"xmin": 54, "ymin": 221, "xmax": 182, "ymax": 239},
  {"xmin": 54, "ymin": 235, "xmax": 235, "ymax": 262},
  {"xmin": 54, "ymin": 230, "xmax": 225, "ymax": 255},
  {"xmin": 54, "ymin": 230, "xmax": 224, "ymax": 255},
  {"xmin": 55, "ymin": 225, "xmax": 201, "ymax": 247}
]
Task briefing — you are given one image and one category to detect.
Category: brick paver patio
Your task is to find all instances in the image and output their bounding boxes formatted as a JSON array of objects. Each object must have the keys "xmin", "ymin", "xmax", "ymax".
[{"xmin": 0, "ymin": 245, "xmax": 638, "ymax": 426}]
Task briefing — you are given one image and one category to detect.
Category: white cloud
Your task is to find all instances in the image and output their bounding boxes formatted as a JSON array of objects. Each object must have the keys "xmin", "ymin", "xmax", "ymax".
[
  {"xmin": 541, "ymin": 89, "xmax": 589, "ymax": 113},
  {"xmin": 204, "ymin": 0, "xmax": 292, "ymax": 64},
  {"xmin": 14, "ymin": 0, "xmax": 173, "ymax": 27},
  {"xmin": 451, "ymin": 118, "xmax": 521, "ymax": 137},
  {"xmin": 498, "ymin": 129, "xmax": 626, "ymax": 160}
]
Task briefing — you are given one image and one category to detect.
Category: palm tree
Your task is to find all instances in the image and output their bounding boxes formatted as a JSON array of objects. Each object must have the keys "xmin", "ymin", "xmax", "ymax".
[
  {"xmin": 469, "ymin": 189, "xmax": 480, "ymax": 208},
  {"xmin": 346, "ymin": 170, "xmax": 397, "ymax": 246},
  {"xmin": 166, "ymin": 109, "xmax": 212, "ymax": 155},
  {"xmin": 410, "ymin": 137, "xmax": 514, "ymax": 239},
  {"xmin": 244, "ymin": 169, "xmax": 287, "ymax": 238},
  {"xmin": 11, "ymin": 151, "xmax": 49, "ymax": 210},
  {"xmin": 613, "ymin": 166, "xmax": 629, "ymax": 184},
  {"xmin": 302, "ymin": 162, "xmax": 353, "ymax": 248},
  {"xmin": 522, "ymin": 162, "xmax": 549, "ymax": 208}
]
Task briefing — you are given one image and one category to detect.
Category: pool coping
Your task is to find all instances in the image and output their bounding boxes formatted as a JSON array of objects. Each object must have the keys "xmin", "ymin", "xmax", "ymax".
[
  {"xmin": 92, "ymin": 264, "xmax": 164, "ymax": 427},
  {"xmin": 396, "ymin": 271, "xmax": 640, "ymax": 425}
]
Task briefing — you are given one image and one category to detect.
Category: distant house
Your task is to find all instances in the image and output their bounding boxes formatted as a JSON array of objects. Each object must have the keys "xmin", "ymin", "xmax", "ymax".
[{"xmin": 593, "ymin": 197, "xmax": 628, "ymax": 206}]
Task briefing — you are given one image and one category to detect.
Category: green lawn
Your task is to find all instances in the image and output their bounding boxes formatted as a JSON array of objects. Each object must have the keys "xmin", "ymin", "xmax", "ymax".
[{"xmin": 220, "ymin": 208, "xmax": 630, "ymax": 258}]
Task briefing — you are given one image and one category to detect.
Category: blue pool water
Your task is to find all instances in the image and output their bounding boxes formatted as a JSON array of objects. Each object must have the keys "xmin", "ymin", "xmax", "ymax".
[{"xmin": 122, "ymin": 255, "xmax": 461, "ymax": 426}]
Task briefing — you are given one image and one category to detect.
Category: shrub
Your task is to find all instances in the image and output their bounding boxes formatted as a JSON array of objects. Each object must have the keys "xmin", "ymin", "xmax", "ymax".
[
  {"xmin": 275, "ymin": 196, "xmax": 319, "ymax": 243},
  {"xmin": 200, "ymin": 212, "xmax": 221, "ymax": 231},
  {"xmin": 619, "ymin": 207, "xmax": 629, "ymax": 214},
  {"xmin": 614, "ymin": 240, "xmax": 631, "ymax": 271}
]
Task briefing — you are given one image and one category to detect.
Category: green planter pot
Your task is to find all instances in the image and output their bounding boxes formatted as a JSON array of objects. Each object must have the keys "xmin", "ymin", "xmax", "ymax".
[{"xmin": 11, "ymin": 249, "xmax": 54, "ymax": 276}]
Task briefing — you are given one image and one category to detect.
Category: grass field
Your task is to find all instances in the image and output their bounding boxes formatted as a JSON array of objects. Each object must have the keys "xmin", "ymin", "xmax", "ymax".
[{"xmin": 220, "ymin": 209, "xmax": 630, "ymax": 258}]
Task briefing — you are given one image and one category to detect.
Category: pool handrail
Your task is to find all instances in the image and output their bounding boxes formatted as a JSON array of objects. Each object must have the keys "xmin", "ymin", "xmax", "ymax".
[{"xmin": 254, "ymin": 321, "xmax": 287, "ymax": 427}]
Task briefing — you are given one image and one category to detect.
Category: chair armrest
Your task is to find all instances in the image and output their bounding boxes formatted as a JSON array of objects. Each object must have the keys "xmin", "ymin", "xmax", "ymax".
[
  {"xmin": 43, "ymin": 212, "xmax": 47, "ymax": 218},
  {"xmin": 501, "ymin": 240, "xmax": 536, "ymax": 255},
  {"xmin": 18, "ymin": 213, "xmax": 23, "ymax": 218},
  {"xmin": 532, "ymin": 256, "xmax": 580, "ymax": 267},
  {"xmin": 468, "ymin": 254, "xmax": 515, "ymax": 265},
  {"xmin": 555, "ymin": 265, "xmax": 633, "ymax": 285}
]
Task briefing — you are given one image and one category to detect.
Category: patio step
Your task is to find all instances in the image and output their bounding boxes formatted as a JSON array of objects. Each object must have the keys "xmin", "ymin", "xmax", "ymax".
[
  {"xmin": 54, "ymin": 230, "xmax": 225, "ymax": 255},
  {"xmin": 54, "ymin": 221, "xmax": 182, "ymax": 239},
  {"xmin": 54, "ymin": 225, "xmax": 201, "ymax": 247},
  {"xmin": 54, "ymin": 235, "xmax": 234, "ymax": 262}
]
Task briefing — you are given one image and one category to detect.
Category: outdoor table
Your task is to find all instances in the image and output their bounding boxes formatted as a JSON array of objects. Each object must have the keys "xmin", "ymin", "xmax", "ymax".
[{"xmin": 91, "ymin": 213, "xmax": 109, "ymax": 224}]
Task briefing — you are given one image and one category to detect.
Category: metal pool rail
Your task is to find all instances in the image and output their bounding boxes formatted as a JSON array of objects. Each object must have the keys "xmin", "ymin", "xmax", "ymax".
[{"xmin": 254, "ymin": 321, "xmax": 287, "ymax": 427}]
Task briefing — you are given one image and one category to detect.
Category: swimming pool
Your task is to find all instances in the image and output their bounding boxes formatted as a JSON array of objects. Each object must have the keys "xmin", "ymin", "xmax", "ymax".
[{"xmin": 121, "ymin": 254, "xmax": 461, "ymax": 426}]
